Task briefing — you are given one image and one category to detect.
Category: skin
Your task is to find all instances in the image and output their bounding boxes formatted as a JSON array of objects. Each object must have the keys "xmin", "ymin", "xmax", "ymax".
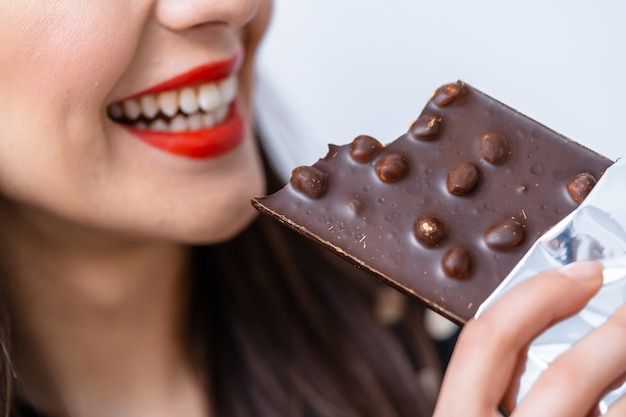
[
  {"xmin": 0, "ymin": 0, "xmax": 268, "ymax": 244},
  {"xmin": 0, "ymin": 1, "xmax": 271, "ymax": 416},
  {"xmin": 1, "ymin": 2, "xmax": 622, "ymax": 417},
  {"xmin": 433, "ymin": 261, "xmax": 626, "ymax": 417}
]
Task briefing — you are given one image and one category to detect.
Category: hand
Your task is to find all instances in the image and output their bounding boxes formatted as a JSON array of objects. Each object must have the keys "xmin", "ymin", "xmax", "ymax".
[{"xmin": 432, "ymin": 261, "xmax": 626, "ymax": 417}]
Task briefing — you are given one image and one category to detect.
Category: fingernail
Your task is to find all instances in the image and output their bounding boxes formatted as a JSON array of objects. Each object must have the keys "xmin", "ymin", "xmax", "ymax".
[{"xmin": 560, "ymin": 261, "xmax": 602, "ymax": 280}]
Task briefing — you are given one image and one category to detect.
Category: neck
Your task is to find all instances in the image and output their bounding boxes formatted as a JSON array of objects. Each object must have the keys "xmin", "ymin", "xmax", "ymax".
[{"xmin": 0, "ymin": 205, "xmax": 208, "ymax": 417}]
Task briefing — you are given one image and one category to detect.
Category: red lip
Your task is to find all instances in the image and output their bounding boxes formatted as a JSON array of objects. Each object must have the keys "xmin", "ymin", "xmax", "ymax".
[
  {"xmin": 125, "ymin": 51, "xmax": 244, "ymax": 100},
  {"xmin": 126, "ymin": 103, "xmax": 245, "ymax": 159},
  {"xmin": 117, "ymin": 51, "xmax": 246, "ymax": 159}
]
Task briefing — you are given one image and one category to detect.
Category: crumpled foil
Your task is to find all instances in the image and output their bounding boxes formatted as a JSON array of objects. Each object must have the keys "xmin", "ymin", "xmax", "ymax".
[{"xmin": 476, "ymin": 157, "xmax": 626, "ymax": 414}]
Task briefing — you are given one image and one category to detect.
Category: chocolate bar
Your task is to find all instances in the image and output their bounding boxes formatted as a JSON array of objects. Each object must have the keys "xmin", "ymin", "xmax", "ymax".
[{"xmin": 252, "ymin": 81, "xmax": 612, "ymax": 324}]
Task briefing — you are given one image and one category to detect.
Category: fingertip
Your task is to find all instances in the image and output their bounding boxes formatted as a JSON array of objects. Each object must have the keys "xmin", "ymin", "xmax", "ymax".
[{"xmin": 559, "ymin": 261, "xmax": 604, "ymax": 281}]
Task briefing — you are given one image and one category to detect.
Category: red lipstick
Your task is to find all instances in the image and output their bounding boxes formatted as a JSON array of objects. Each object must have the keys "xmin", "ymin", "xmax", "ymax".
[
  {"xmin": 127, "ymin": 103, "xmax": 244, "ymax": 159},
  {"xmin": 114, "ymin": 51, "xmax": 246, "ymax": 159},
  {"xmin": 126, "ymin": 51, "xmax": 244, "ymax": 100}
]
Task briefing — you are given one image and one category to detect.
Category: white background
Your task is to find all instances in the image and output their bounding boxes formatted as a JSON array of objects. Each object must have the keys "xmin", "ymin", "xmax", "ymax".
[{"xmin": 254, "ymin": 0, "xmax": 626, "ymax": 179}]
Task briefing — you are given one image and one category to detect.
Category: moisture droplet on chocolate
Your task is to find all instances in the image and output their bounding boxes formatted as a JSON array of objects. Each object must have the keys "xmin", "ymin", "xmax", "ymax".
[
  {"xmin": 414, "ymin": 216, "xmax": 446, "ymax": 248},
  {"xmin": 290, "ymin": 166, "xmax": 327, "ymax": 199},
  {"xmin": 409, "ymin": 114, "xmax": 442, "ymax": 140},
  {"xmin": 442, "ymin": 247, "xmax": 472, "ymax": 279},
  {"xmin": 479, "ymin": 133, "xmax": 510, "ymax": 165},
  {"xmin": 432, "ymin": 82, "xmax": 467, "ymax": 107},
  {"xmin": 567, "ymin": 172, "xmax": 597, "ymax": 204},
  {"xmin": 484, "ymin": 219, "xmax": 526, "ymax": 251},
  {"xmin": 350, "ymin": 135, "xmax": 384, "ymax": 163},
  {"xmin": 531, "ymin": 164, "xmax": 543, "ymax": 175},
  {"xmin": 448, "ymin": 162, "xmax": 480, "ymax": 195},
  {"xmin": 376, "ymin": 154, "xmax": 409, "ymax": 183}
]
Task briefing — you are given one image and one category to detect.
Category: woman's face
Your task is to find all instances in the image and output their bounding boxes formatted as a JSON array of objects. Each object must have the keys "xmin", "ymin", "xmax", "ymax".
[{"xmin": 0, "ymin": 0, "xmax": 271, "ymax": 243}]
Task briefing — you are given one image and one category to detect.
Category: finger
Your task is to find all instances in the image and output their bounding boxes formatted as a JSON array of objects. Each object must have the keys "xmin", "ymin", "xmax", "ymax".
[
  {"xmin": 581, "ymin": 371, "xmax": 626, "ymax": 417},
  {"xmin": 501, "ymin": 344, "xmax": 528, "ymax": 414},
  {"xmin": 513, "ymin": 304, "xmax": 626, "ymax": 416},
  {"xmin": 433, "ymin": 261, "xmax": 603, "ymax": 416}
]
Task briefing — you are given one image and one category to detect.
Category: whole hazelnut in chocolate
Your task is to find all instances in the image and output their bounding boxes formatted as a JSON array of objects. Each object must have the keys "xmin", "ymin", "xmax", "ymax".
[
  {"xmin": 567, "ymin": 172, "xmax": 597, "ymax": 204},
  {"xmin": 484, "ymin": 219, "xmax": 525, "ymax": 251},
  {"xmin": 375, "ymin": 154, "xmax": 409, "ymax": 183},
  {"xmin": 409, "ymin": 114, "xmax": 442, "ymax": 140},
  {"xmin": 448, "ymin": 162, "xmax": 481, "ymax": 195},
  {"xmin": 290, "ymin": 166, "xmax": 327, "ymax": 199},
  {"xmin": 479, "ymin": 132, "xmax": 511, "ymax": 165},
  {"xmin": 432, "ymin": 82, "xmax": 467, "ymax": 106},
  {"xmin": 442, "ymin": 247, "xmax": 472, "ymax": 279},
  {"xmin": 414, "ymin": 216, "xmax": 446, "ymax": 248},
  {"xmin": 350, "ymin": 135, "xmax": 384, "ymax": 163}
]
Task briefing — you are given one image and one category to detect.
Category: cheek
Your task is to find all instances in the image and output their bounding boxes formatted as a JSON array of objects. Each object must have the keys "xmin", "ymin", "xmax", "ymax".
[
  {"xmin": 0, "ymin": 2, "xmax": 149, "ymax": 190},
  {"xmin": 0, "ymin": 3, "xmax": 147, "ymax": 136},
  {"xmin": 0, "ymin": 2, "xmax": 267, "ymax": 243}
]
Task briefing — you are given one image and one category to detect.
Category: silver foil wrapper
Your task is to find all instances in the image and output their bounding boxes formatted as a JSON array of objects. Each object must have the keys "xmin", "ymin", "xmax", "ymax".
[{"xmin": 476, "ymin": 157, "xmax": 626, "ymax": 414}]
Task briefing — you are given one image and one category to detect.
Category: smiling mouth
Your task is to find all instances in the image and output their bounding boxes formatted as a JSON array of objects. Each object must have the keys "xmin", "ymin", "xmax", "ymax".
[{"xmin": 107, "ymin": 74, "xmax": 237, "ymax": 132}]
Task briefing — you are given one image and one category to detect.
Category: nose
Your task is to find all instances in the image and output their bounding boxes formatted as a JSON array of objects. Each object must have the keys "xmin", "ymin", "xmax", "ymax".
[{"xmin": 155, "ymin": 0, "xmax": 260, "ymax": 31}]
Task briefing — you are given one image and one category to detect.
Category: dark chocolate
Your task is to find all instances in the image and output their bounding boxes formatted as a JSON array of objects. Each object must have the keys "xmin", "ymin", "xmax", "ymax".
[
  {"xmin": 484, "ymin": 219, "xmax": 526, "ymax": 251},
  {"xmin": 375, "ymin": 154, "xmax": 409, "ymax": 183},
  {"xmin": 414, "ymin": 216, "xmax": 447, "ymax": 248},
  {"xmin": 252, "ymin": 81, "xmax": 612, "ymax": 324},
  {"xmin": 567, "ymin": 172, "xmax": 597, "ymax": 203},
  {"xmin": 409, "ymin": 114, "xmax": 442, "ymax": 139},
  {"xmin": 289, "ymin": 166, "xmax": 327, "ymax": 199},
  {"xmin": 479, "ymin": 132, "xmax": 511, "ymax": 165},
  {"xmin": 447, "ymin": 162, "xmax": 481, "ymax": 195},
  {"xmin": 350, "ymin": 135, "xmax": 384, "ymax": 162},
  {"xmin": 442, "ymin": 247, "xmax": 472, "ymax": 280}
]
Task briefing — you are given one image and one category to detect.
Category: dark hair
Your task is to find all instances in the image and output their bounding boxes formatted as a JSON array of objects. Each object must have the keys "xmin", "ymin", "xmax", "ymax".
[
  {"xmin": 192, "ymin": 214, "xmax": 441, "ymax": 417},
  {"xmin": 4, "ymin": 150, "xmax": 442, "ymax": 417},
  {"xmin": 0, "ymin": 302, "xmax": 11, "ymax": 417}
]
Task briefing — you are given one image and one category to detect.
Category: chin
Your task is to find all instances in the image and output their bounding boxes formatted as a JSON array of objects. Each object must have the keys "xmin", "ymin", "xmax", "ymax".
[
  {"xmin": 149, "ymin": 141, "xmax": 266, "ymax": 245},
  {"xmin": 155, "ymin": 179, "xmax": 263, "ymax": 245}
]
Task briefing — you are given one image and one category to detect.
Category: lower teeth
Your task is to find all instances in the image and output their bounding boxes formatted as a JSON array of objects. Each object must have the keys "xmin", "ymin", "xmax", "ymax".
[{"xmin": 129, "ymin": 105, "xmax": 229, "ymax": 132}]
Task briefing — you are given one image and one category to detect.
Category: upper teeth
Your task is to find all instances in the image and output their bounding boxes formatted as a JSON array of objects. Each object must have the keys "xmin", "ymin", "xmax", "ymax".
[{"xmin": 108, "ymin": 75, "xmax": 238, "ymax": 132}]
